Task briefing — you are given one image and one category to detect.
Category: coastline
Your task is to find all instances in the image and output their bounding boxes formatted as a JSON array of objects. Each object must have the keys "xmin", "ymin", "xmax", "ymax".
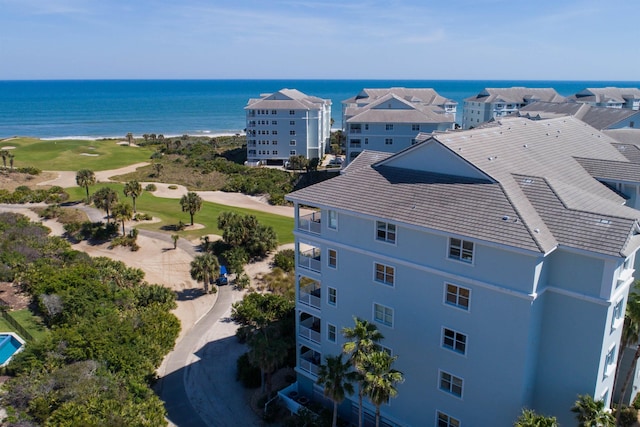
[{"xmin": 37, "ymin": 131, "xmax": 245, "ymax": 141}]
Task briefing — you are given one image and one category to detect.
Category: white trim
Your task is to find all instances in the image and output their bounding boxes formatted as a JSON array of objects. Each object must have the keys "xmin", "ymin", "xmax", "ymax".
[
  {"xmin": 438, "ymin": 369, "xmax": 464, "ymax": 400},
  {"xmin": 327, "ymin": 286, "xmax": 337, "ymax": 308},
  {"xmin": 373, "ymin": 261, "xmax": 396, "ymax": 288},
  {"xmin": 441, "ymin": 326, "xmax": 468, "ymax": 357},
  {"xmin": 373, "ymin": 301, "xmax": 394, "ymax": 328},
  {"xmin": 443, "ymin": 282, "xmax": 472, "ymax": 312}
]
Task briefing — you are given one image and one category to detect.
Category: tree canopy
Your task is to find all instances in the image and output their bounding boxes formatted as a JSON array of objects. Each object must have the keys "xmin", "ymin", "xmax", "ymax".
[
  {"xmin": 0, "ymin": 213, "xmax": 179, "ymax": 426},
  {"xmin": 180, "ymin": 191, "xmax": 203, "ymax": 226},
  {"xmin": 217, "ymin": 211, "xmax": 277, "ymax": 258}
]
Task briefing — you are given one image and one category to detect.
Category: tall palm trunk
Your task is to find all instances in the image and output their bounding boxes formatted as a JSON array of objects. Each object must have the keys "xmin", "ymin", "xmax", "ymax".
[
  {"xmin": 617, "ymin": 345, "xmax": 640, "ymax": 425},
  {"xmin": 358, "ymin": 388, "xmax": 364, "ymax": 427},
  {"xmin": 332, "ymin": 401, "xmax": 338, "ymax": 427},
  {"xmin": 375, "ymin": 405, "xmax": 380, "ymax": 427}
]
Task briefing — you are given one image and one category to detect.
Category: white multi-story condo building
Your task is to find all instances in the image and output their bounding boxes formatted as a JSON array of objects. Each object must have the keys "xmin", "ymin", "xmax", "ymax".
[
  {"xmin": 568, "ymin": 87, "xmax": 640, "ymax": 110},
  {"xmin": 245, "ymin": 89, "xmax": 331, "ymax": 166},
  {"xmin": 518, "ymin": 101, "xmax": 640, "ymax": 131},
  {"xmin": 462, "ymin": 87, "xmax": 564, "ymax": 129},
  {"xmin": 342, "ymin": 88, "xmax": 456, "ymax": 164},
  {"xmin": 283, "ymin": 116, "xmax": 640, "ymax": 426}
]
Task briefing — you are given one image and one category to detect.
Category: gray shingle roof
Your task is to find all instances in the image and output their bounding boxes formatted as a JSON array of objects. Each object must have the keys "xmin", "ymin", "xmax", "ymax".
[
  {"xmin": 343, "ymin": 87, "xmax": 456, "ymax": 107},
  {"xmin": 575, "ymin": 157, "xmax": 640, "ymax": 183},
  {"xmin": 287, "ymin": 116, "xmax": 640, "ymax": 257},
  {"xmin": 465, "ymin": 87, "xmax": 565, "ymax": 104},
  {"xmin": 518, "ymin": 101, "xmax": 640, "ymax": 130},
  {"xmin": 569, "ymin": 87, "xmax": 640, "ymax": 104},
  {"xmin": 245, "ymin": 88, "xmax": 330, "ymax": 111},
  {"xmin": 345, "ymin": 94, "xmax": 455, "ymax": 124},
  {"xmin": 606, "ymin": 131, "xmax": 640, "ymax": 147}
]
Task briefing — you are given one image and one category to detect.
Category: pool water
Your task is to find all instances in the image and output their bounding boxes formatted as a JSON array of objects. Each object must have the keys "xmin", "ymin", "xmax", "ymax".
[{"xmin": 0, "ymin": 333, "xmax": 24, "ymax": 366}]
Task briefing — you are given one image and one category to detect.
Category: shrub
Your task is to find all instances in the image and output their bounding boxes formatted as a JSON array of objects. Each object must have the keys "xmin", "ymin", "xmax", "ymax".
[
  {"xmin": 273, "ymin": 249, "xmax": 295, "ymax": 272},
  {"xmin": 236, "ymin": 352, "xmax": 261, "ymax": 388},
  {"xmin": 235, "ymin": 272, "xmax": 250, "ymax": 290},
  {"xmin": 145, "ymin": 183, "xmax": 157, "ymax": 192},
  {"xmin": 617, "ymin": 405, "xmax": 638, "ymax": 427},
  {"xmin": 134, "ymin": 212, "xmax": 152, "ymax": 221},
  {"xmin": 168, "ymin": 185, "xmax": 178, "ymax": 190}
]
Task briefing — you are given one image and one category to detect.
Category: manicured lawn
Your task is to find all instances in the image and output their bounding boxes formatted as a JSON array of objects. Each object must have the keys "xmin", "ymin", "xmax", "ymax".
[
  {"xmin": 3, "ymin": 137, "xmax": 155, "ymax": 171},
  {"xmin": 10, "ymin": 309, "xmax": 48, "ymax": 342},
  {"xmin": 65, "ymin": 184, "xmax": 295, "ymax": 244},
  {"xmin": 0, "ymin": 310, "xmax": 49, "ymax": 342}
]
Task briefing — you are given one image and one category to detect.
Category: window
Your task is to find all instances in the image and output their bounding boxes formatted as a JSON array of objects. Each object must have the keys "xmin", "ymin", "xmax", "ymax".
[
  {"xmin": 449, "ymin": 238, "xmax": 474, "ymax": 263},
  {"xmin": 376, "ymin": 221, "xmax": 396, "ymax": 243},
  {"xmin": 272, "ymin": 120, "xmax": 277, "ymax": 125},
  {"xmin": 364, "ymin": 124, "xmax": 369, "ymax": 130},
  {"xmin": 271, "ymin": 110, "xmax": 277, "ymax": 115},
  {"xmin": 385, "ymin": 138, "xmax": 393, "ymax": 145},
  {"xmin": 290, "ymin": 130, "xmax": 296, "ymax": 136},
  {"xmin": 328, "ymin": 287, "xmax": 337, "ymax": 306},
  {"xmin": 272, "ymin": 130, "xmax": 278, "ymax": 135},
  {"xmin": 272, "ymin": 140, "xmax": 277, "ymax": 145},
  {"xmin": 412, "ymin": 124, "xmax": 420, "ymax": 131},
  {"xmin": 327, "ymin": 324, "xmax": 336, "ymax": 342},
  {"xmin": 612, "ymin": 299, "xmax": 624, "ymax": 330},
  {"xmin": 386, "ymin": 124, "xmax": 394, "ymax": 131},
  {"xmin": 290, "ymin": 150, "xmax": 296, "ymax": 155},
  {"xmin": 374, "ymin": 263, "xmax": 395, "ymax": 286},
  {"xmin": 290, "ymin": 120, "xmax": 295, "ymax": 125},
  {"xmin": 437, "ymin": 411, "xmax": 460, "ymax": 427},
  {"xmin": 439, "ymin": 371, "xmax": 463, "ymax": 398},
  {"xmin": 604, "ymin": 346, "xmax": 616, "ymax": 379},
  {"xmin": 374, "ymin": 303, "xmax": 393, "ymax": 327},
  {"xmin": 290, "ymin": 140, "xmax": 296, "ymax": 145},
  {"xmin": 442, "ymin": 328, "xmax": 467, "ymax": 355},
  {"xmin": 328, "ymin": 210, "xmax": 337, "ymax": 229},
  {"xmin": 289, "ymin": 110, "xmax": 295, "ymax": 115},
  {"xmin": 328, "ymin": 249, "xmax": 337, "ymax": 268},
  {"xmin": 273, "ymin": 150, "xmax": 278, "ymax": 155},
  {"xmin": 445, "ymin": 284, "xmax": 470, "ymax": 310},
  {"xmin": 364, "ymin": 138, "xmax": 369, "ymax": 145}
]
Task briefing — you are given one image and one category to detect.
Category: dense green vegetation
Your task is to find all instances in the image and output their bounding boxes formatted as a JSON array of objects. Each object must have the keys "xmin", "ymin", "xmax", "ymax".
[
  {"xmin": 0, "ymin": 212, "xmax": 179, "ymax": 426},
  {"xmin": 3, "ymin": 137, "xmax": 155, "ymax": 171},
  {"xmin": 0, "ymin": 185, "xmax": 68, "ymax": 204}
]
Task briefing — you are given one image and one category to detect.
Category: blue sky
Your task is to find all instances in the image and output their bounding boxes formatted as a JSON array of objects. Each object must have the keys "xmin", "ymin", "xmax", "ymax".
[{"xmin": 1, "ymin": 0, "xmax": 638, "ymax": 80}]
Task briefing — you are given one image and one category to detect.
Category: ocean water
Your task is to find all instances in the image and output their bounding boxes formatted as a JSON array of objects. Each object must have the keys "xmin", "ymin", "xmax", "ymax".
[{"xmin": 1, "ymin": 79, "xmax": 639, "ymax": 139}]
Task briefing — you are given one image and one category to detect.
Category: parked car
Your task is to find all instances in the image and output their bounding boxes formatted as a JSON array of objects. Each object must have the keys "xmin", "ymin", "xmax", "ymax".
[{"xmin": 217, "ymin": 265, "xmax": 228, "ymax": 285}]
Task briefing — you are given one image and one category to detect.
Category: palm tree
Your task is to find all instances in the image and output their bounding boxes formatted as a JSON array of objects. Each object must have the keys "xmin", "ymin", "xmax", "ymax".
[
  {"xmin": 0, "ymin": 150, "xmax": 8, "ymax": 168},
  {"xmin": 571, "ymin": 394, "xmax": 614, "ymax": 427},
  {"xmin": 126, "ymin": 132, "xmax": 134, "ymax": 146},
  {"xmin": 123, "ymin": 180, "xmax": 142, "ymax": 213},
  {"xmin": 514, "ymin": 408, "xmax": 558, "ymax": 427},
  {"xmin": 317, "ymin": 354, "xmax": 356, "ymax": 427},
  {"xmin": 616, "ymin": 284, "xmax": 640, "ymax": 422},
  {"xmin": 180, "ymin": 192, "xmax": 203, "ymax": 226},
  {"xmin": 93, "ymin": 187, "xmax": 118, "ymax": 222},
  {"xmin": 8, "ymin": 153, "xmax": 14, "ymax": 170},
  {"xmin": 247, "ymin": 332, "xmax": 289, "ymax": 398},
  {"xmin": 75, "ymin": 169, "xmax": 96, "ymax": 204},
  {"xmin": 153, "ymin": 162, "xmax": 163, "ymax": 177},
  {"xmin": 342, "ymin": 317, "xmax": 384, "ymax": 427},
  {"xmin": 190, "ymin": 253, "xmax": 219, "ymax": 293},
  {"xmin": 171, "ymin": 234, "xmax": 179, "ymax": 249},
  {"xmin": 361, "ymin": 350, "xmax": 404, "ymax": 427},
  {"xmin": 112, "ymin": 202, "xmax": 133, "ymax": 235}
]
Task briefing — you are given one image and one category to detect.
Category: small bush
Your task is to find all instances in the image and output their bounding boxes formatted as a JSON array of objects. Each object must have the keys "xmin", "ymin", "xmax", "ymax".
[
  {"xmin": 634, "ymin": 392, "xmax": 640, "ymax": 410},
  {"xmin": 236, "ymin": 352, "xmax": 261, "ymax": 388},
  {"xmin": 145, "ymin": 183, "xmax": 157, "ymax": 192},
  {"xmin": 617, "ymin": 405, "xmax": 638, "ymax": 427},
  {"xmin": 168, "ymin": 185, "xmax": 178, "ymax": 190},
  {"xmin": 273, "ymin": 249, "xmax": 295, "ymax": 272},
  {"xmin": 235, "ymin": 272, "xmax": 250, "ymax": 290},
  {"xmin": 134, "ymin": 212, "xmax": 152, "ymax": 221}
]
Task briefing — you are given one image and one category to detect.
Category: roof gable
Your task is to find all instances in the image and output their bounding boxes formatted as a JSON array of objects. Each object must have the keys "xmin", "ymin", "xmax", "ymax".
[{"xmin": 375, "ymin": 138, "xmax": 493, "ymax": 182}]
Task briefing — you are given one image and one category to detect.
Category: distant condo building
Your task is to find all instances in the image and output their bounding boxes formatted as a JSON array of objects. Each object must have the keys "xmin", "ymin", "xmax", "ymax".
[
  {"xmin": 245, "ymin": 89, "xmax": 331, "ymax": 166},
  {"xmin": 567, "ymin": 87, "xmax": 640, "ymax": 110},
  {"xmin": 342, "ymin": 88, "xmax": 456, "ymax": 163},
  {"xmin": 283, "ymin": 116, "xmax": 640, "ymax": 426},
  {"xmin": 462, "ymin": 87, "xmax": 564, "ymax": 129}
]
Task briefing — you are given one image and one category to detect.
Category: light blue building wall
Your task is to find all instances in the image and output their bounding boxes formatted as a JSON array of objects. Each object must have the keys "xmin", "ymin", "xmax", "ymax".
[{"xmin": 290, "ymin": 203, "xmax": 635, "ymax": 426}]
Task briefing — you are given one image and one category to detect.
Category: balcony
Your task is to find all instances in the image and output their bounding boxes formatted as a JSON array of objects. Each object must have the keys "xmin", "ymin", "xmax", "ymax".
[
  {"xmin": 299, "ymin": 277, "xmax": 321, "ymax": 310},
  {"xmin": 299, "ymin": 313, "xmax": 321, "ymax": 344},
  {"xmin": 299, "ymin": 246, "xmax": 321, "ymax": 273},
  {"xmin": 299, "ymin": 347, "xmax": 321, "ymax": 376},
  {"xmin": 298, "ymin": 212, "xmax": 321, "ymax": 234},
  {"xmin": 349, "ymin": 141, "xmax": 362, "ymax": 148},
  {"xmin": 349, "ymin": 126, "xmax": 362, "ymax": 134}
]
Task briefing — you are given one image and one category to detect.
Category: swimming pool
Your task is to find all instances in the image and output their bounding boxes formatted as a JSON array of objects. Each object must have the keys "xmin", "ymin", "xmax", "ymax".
[{"xmin": 0, "ymin": 333, "xmax": 25, "ymax": 366}]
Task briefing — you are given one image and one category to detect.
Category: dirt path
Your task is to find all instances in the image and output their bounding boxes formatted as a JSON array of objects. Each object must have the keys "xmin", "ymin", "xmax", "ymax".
[{"xmin": 37, "ymin": 162, "xmax": 150, "ymax": 187}]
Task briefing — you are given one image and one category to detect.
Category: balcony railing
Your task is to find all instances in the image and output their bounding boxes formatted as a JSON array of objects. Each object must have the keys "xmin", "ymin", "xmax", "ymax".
[
  {"xmin": 299, "ymin": 248, "xmax": 321, "ymax": 272},
  {"xmin": 298, "ymin": 212, "xmax": 321, "ymax": 234},
  {"xmin": 299, "ymin": 316, "xmax": 321, "ymax": 344},
  {"xmin": 350, "ymin": 142, "xmax": 362, "ymax": 148},
  {"xmin": 299, "ymin": 283, "xmax": 321, "ymax": 309},
  {"xmin": 300, "ymin": 350, "xmax": 321, "ymax": 375},
  {"xmin": 349, "ymin": 128, "xmax": 362, "ymax": 134}
]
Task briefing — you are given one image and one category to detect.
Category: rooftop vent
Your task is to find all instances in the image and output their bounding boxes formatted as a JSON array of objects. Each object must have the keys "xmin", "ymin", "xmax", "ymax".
[
  {"xmin": 502, "ymin": 215, "xmax": 510, "ymax": 221},
  {"xmin": 598, "ymin": 219, "xmax": 612, "ymax": 225}
]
